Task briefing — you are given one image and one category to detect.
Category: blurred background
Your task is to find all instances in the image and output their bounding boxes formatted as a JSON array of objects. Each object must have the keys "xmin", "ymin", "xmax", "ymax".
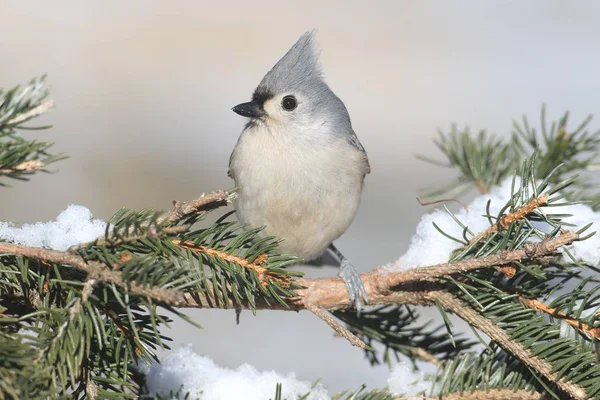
[{"xmin": 1, "ymin": 0, "xmax": 599, "ymax": 393}]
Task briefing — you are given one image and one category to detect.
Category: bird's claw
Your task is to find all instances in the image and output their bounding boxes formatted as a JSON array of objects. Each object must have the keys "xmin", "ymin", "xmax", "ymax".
[{"xmin": 338, "ymin": 260, "xmax": 369, "ymax": 315}]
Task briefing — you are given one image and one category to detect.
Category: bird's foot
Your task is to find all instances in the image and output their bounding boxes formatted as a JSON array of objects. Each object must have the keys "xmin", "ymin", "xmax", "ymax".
[{"xmin": 338, "ymin": 259, "xmax": 369, "ymax": 315}]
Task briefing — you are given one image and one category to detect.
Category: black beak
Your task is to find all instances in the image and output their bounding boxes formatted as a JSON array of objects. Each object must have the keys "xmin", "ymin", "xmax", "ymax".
[{"xmin": 231, "ymin": 101, "xmax": 266, "ymax": 119}]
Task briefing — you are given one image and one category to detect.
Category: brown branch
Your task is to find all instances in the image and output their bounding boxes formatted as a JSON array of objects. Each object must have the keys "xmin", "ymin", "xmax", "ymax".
[
  {"xmin": 156, "ymin": 190, "xmax": 233, "ymax": 226},
  {"xmin": 70, "ymin": 225, "xmax": 187, "ymax": 252},
  {"xmin": 382, "ymin": 230, "xmax": 577, "ymax": 289},
  {"xmin": 432, "ymin": 292, "xmax": 586, "ymax": 400},
  {"xmin": 399, "ymin": 388, "xmax": 543, "ymax": 400},
  {"xmin": 305, "ymin": 303, "xmax": 366, "ymax": 348},
  {"xmin": 178, "ymin": 231, "xmax": 578, "ymax": 312},
  {"xmin": 69, "ymin": 190, "xmax": 233, "ymax": 251},
  {"xmin": 0, "ymin": 242, "xmax": 186, "ymax": 306},
  {"xmin": 36, "ymin": 278, "xmax": 96, "ymax": 362},
  {"xmin": 0, "ymin": 160, "xmax": 45, "ymax": 174},
  {"xmin": 172, "ymin": 240, "xmax": 289, "ymax": 288},
  {"xmin": 468, "ymin": 194, "xmax": 549, "ymax": 246},
  {"xmin": 409, "ymin": 347, "xmax": 440, "ymax": 366},
  {"xmin": 6, "ymin": 100, "xmax": 54, "ymax": 125},
  {"xmin": 520, "ymin": 297, "xmax": 600, "ymax": 340}
]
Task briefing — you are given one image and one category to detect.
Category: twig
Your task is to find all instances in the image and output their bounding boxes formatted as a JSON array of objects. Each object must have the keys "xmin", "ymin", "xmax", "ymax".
[
  {"xmin": 6, "ymin": 100, "xmax": 54, "ymax": 125},
  {"xmin": 172, "ymin": 240, "xmax": 289, "ymax": 288},
  {"xmin": 398, "ymin": 388, "xmax": 542, "ymax": 399},
  {"xmin": 410, "ymin": 347, "xmax": 440, "ymax": 366},
  {"xmin": 468, "ymin": 194, "xmax": 549, "ymax": 246},
  {"xmin": 156, "ymin": 190, "xmax": 233, "ymax": 226},
  {"xmin": 520, "ymin": 297, "xmax": 600, "ymax": 340},
  {"xmin": 70, "ymin": 190, "xmax": 232, "ymax": 251},
  {"xmin": 70, "ymin": 225, "xmax": 187, "ymax": 252},
  {"xmin": 382, "ymin": 230, "xmax": 577, "ymax": 289},
  {"xmin": 0, "ymin": 242, "xmax": 186, "ymax": 305},
  {"xmin": 0, "ymin": 160, "xmax": 45, "ymax": 174},
  {"xmin": 36, "ymin": 278, "xmax": 96, "ymax": 362},
  {"xmin": 305, "ymin": 302, "xmax": 366, "ymax": 348}
]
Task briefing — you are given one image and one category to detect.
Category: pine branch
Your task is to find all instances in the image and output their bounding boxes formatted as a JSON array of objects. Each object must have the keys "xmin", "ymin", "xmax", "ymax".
[
  {"xmin": 156, "ymin": 230, "xmax": 576, "ymax": 312},
  {"xmin": 172, "ymin": 239, "xmax": 291, "ymax": 289},
  {"xmin": 425, "ymin": 105, "xmax": 600, "ymax": 204},
  {"xmin": 0, "ymin": 226, "xmax": 580, "ymax": 365},
  {"xmin": 0, "ymin": 242, "xmax": 186, "ymax": 305},
  {"xmin": 520, "ymin": 297, "xmax": 600, "ymax": 340},
  {"xmin": 329, "ymin": 387, "xmax": 542, "ymax": 400},
  {"xmin": 418, "ymin": 127, "xmax": 518, "ymax": 199},
  {"xmin": 156, "ymin": 190, "xmax": 233, "ymax": 226},
  {"xmin": 398, "ymin": 390, "xmax": 542, "ymax": 400},
  {"xmin": 432, "ymin": 292, "xmax": 586, "ymax": 400},
  {"xmin": 4, "ymin": 100, "xmax": 54, "ymax": 127},
  {"xmin": 0, "ymin": 76, "xmax": 66, "ymax": 184},
  {"xmin": 467, "ymin": 193, "xmax": 549, "ymax": 245}
]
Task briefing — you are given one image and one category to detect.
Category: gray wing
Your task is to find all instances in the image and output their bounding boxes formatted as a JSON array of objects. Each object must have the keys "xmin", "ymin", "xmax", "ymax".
[
  {"xmin": 347, "ymin": 131, "xmax": 371, "ymax": 175},
  {"xmin": 227, "ymin": 149, "xmax": 234, "ymax": 179}
]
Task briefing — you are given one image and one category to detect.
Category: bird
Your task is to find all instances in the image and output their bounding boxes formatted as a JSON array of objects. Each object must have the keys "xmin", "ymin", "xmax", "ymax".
[{"xmin": 228, "ymin": 31, "xmax": 370, "ymax": 312}]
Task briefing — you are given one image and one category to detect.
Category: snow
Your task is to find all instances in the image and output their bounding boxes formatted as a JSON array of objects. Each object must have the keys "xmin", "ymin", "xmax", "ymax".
[
  {"xmin": 387, "ymin": 361, "xmax": 431, "ymax": 396},
  {"xmin": 145, "ymin": 347, "xmax": 436, "ymax": 399},
  {"xmin": 386, "ymin": 177, "xmax": 600, "ymax": 272},
  {"xmin": 144, "ymin": 346, "xmax": 330, "ymax": 400},
  {"xmin": 0, "ymin": 205, "xmax": 107, "ymax": 251}
]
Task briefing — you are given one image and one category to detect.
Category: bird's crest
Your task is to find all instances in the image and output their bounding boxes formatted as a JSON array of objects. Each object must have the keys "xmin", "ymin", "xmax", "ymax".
[{"xmin": 255, "ymin": 30, "xmax": 323, "ymax": 97}]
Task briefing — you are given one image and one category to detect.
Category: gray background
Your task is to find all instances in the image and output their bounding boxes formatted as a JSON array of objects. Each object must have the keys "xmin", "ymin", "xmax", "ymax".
[{"xmin": 1, "ymin": 0, "xmax": 599, "ymax": 393}]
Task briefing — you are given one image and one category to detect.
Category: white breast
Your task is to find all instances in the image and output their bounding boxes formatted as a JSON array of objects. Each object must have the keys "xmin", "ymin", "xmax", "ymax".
[{"xmin": 229, "ymin": 123, "xmax": 368, "ymax": 260}]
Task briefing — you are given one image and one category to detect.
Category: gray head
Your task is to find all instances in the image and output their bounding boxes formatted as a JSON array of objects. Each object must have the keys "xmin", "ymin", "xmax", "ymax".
[{"xmin": 232, "ymin": 31, "xmax": 352, "ymax": 137}]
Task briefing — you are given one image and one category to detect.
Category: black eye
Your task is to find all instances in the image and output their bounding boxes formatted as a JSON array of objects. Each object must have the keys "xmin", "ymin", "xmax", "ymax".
[{"xmin": 282, "ymin": 95, "xmax": 297, "ymax": 111}]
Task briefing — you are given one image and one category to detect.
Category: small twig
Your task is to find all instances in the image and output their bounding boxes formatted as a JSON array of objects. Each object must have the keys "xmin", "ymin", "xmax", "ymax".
[
  {"xmin": 305, "ymin": 302, "xmax": 366, "ymax": 348},
  {"xmin": 6, "ymin": 100, "xmax": 54, "ymax": 125},
  {"xmin": 172, "ymin": 240, "xmax": 289, "ymax": 288},
  {"xmin": 410, "ymin": 347, "xmax": 440, "ymax": 366},
  {"xmin": 520, "ymin": 297, "xmax": 600, "ymax": 340},
  {"xmin": 398, "ymin": 389, "xmax": 542, "ymax": 400},
  {"xmin": 468, "ymin": 194, "xmax": 549, "ymax": 246},
  {"xmin": 70, "ymin": 225, "xmax": 187, "ymax": 252},
  {"xmin": 0, "ymin": 160, "xmax": 45, "ymax": 174},
  {"xmin": 68, "ymin": 191, "xmax": 234, "ymax": 252},
  {"xmin": 382, "ymin": 230, "xmax": 577, "ymax": 289},
  {"xmin": 36, "ymin": 278, "xmax": 97, "ymax": 362},
  {"xmin": 0, "ymin": 242, "xmax": 186, "ymax": 305},
  {"xmin": 156, "ymin": 190, "xmax": 233, "ymax": 227}
]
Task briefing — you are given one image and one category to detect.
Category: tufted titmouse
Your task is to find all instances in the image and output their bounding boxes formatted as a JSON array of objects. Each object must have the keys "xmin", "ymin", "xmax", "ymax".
[{"xmin": 228, "ymin": 31, "xmax": 370, "ymax": 311}]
